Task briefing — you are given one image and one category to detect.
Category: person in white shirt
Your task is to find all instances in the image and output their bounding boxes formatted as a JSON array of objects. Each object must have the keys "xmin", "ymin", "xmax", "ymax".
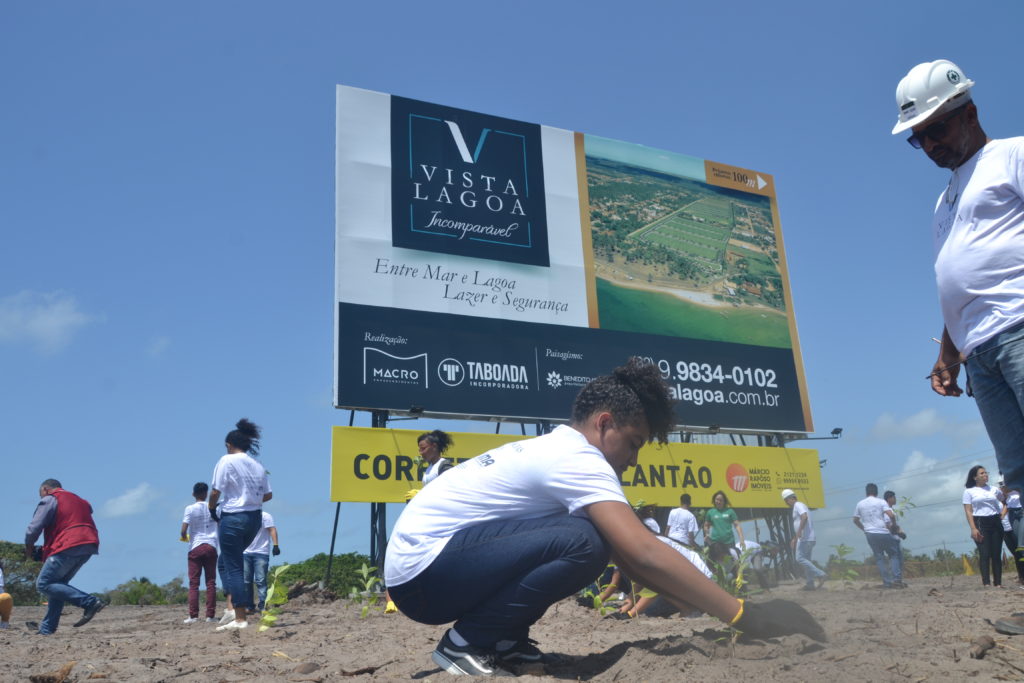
[
  {"xmin": 665, "ymin": 493, "xmax": 699, "ymax": 547},
  {"xmin": 0, "ymin": 562, "xmax": 11, "ymax": 629},
  {"xmin": 385, "ymin": 358, "xmax": 824, "ymax": 677},
  {"xmin": 419, "ymin": 430, "xmax": 455, "ymax": 484},
  {"xmin": 893, "ymin": 60, "xmax": 1024, "ymax": 506},
  {"xmin": 963, "ymin": 465, "xmax": 1004, "ymax": 587},
  {"xmin": 882, "ymin": 490, "xmax": 908, "ymax": 588},
  {"xmin": 208, "ymin": 418, "xmax": 272, "ymax": 631},
  {"xmin": 853, "ymin": 483, "xmax": 902, "ymax": 588},
  {"xmin": 638, "ymin": 504, "xmax": 660, "ymax": 534},
  {"xmin": 785, "ymin": 489, "xmax": 827, "ymax": 590},
  {"xmin": 180, "ymin": 482, "xmax": 220, "ymax": 623},
  {"xmin": 243, "ymin": 511, "xmax": 280, "ymax": 613},
  {"xmin": 614, "ymin": 533, "xmax": 713, "ymax": 619}
]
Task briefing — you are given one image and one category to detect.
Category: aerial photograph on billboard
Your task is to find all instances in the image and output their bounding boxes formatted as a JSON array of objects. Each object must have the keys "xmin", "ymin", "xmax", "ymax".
[{"xmin": 585, "ymin": 135, "xmax": 791, "ymax": 349}]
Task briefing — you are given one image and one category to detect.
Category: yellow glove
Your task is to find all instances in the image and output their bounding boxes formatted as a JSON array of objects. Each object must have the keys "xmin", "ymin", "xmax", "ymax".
[
  {"xmin": 404, "ymin": 488, "xmax": 421, "ymax": 502},
  {"xmin": 385, "ymin": 600, "xmax": 398, "ymax": 614}
]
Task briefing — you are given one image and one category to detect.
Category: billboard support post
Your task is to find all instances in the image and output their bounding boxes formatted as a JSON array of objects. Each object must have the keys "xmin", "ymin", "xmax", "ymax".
[
  {"xmin": 369, "ymin": 410, "xmax": 389, "ymax": 577},
  {"xmin": 323, "ymin": 502, "xmax": 342, "ymax": 589},
  {"xmin": 764, "ymin": 506, "xmax": 798, "ymax": 581}
]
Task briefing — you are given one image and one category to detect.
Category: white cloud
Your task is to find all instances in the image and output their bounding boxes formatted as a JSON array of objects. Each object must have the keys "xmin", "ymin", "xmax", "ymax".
[
  {"xmin": 871, "ymin": 409, "xmax": 948, "ymax": 439},
  {"xmin": 0, "ymin": 290, "xmax": 97, "ymax": 353},
  {"xmin": 101, "ymin": 482, "xmax": 158, "ymax": 518},
  {"xmin": 811, "ymin": 448, "xmax": 1000, "ymax": 563},
  {"xmin": 147, "ymin": 336, "xmax": 171, "ymax": 357}
]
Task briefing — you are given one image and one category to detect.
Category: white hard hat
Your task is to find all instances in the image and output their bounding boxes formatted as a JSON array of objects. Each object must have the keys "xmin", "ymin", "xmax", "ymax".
[
  {"xmin": 781, "ymin": 489, "xmax": 796, "ymax": 500},
  {"xmin": 892, "ymin": 59, "xmax": 974, "ymax": 134}
]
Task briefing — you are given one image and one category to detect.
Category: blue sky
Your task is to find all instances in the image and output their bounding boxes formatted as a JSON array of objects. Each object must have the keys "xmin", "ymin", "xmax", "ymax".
[{"xmin": 2, "ymin": 2, "xmax": 1022, "ymax": 591}]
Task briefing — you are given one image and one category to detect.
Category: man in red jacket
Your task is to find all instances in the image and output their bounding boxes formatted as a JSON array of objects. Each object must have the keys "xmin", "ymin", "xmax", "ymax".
[{"xmin": 24, "ymin": 479, "xmax": 105, "ymax": 635}]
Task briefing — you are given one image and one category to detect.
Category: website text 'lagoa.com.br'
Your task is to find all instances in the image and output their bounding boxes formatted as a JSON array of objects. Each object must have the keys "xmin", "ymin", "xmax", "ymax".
[{"xmin": 670, "ymin": 384, "xmax": 781, "ymax": 407}]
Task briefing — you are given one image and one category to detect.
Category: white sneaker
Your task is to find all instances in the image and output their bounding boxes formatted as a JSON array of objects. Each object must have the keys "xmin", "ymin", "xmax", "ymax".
[
  {"xmin": 182, "ymin": 617, "xmax": 199, "ymax": 624},
  {"xmin": 218, "ymin": 608, "xmax": 235, "ymax": 625},
  {"xmin": 216, "ymin": 620, "xmax": 248, "ymax": 632}
]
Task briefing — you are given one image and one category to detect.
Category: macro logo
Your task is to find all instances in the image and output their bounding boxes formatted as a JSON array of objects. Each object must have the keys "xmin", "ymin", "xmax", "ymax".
[
  {"xmin": 437, "ymin": 358, "xmax": 465, "ymax": 387},
  {"xmin": 363, "ymin": 348, "xmax": 428, "ymax": 389},
  {"xmin": 726, "ymin": 463, "xmax": 750, "ymax": 493},
  {"xmin": 546, "ymin": 371, "xmax": 562, "ymax": 389},
  {"xmin": 947, "ymin": 69, "xmax": 960, "ymax": 84},
  {"xmin": 390, "ymin": 95, "xmax": 550, "ymax": 267}
]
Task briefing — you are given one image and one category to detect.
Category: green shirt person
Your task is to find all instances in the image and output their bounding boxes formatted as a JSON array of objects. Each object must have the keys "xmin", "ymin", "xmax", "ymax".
[{"xmin": 703, "ymin": 490, "xmax": 745, "ymax": 546}]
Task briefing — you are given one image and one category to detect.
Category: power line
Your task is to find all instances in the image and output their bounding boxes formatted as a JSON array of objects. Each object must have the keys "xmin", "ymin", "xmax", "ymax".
[{"xmin": 822, "ymin": 446, "xmax": 996, "ymax": 498}]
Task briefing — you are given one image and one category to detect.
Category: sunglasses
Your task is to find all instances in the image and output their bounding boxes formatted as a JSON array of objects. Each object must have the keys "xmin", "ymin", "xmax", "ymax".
[{"xmin": 906, "ymin": 107, "xmax": 965, "ymax": 149}]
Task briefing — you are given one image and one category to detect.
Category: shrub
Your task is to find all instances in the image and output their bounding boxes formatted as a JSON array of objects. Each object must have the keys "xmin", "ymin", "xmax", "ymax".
[
  {"xmin": 270, "ymin": 552, "xmax": 372, "ymax": 596},
  {"xmin": 104, "ymin": 576, "xmax": 189, "ymax": 606},
  {"xmin": 0, "ymin": 540, "xmax": 43, "ymax": 605}
]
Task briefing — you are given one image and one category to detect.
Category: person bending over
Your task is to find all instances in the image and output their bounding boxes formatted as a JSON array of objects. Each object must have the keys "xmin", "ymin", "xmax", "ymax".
[{"xmin": 385, "ymin": 357, "xmax": 824, "ymax": 677}]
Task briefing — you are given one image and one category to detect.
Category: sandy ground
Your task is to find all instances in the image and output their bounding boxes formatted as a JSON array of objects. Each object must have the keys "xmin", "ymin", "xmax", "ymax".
[{"xmin": 5, "ymin": 575, "xmax": 1024, "ymax": 682}]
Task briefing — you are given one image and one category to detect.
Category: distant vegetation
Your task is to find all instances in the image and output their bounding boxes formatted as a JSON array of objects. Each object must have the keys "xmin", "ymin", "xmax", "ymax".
[{"xmin": 0, "ymin": 541, "xmax": 372, "ymax": 606}]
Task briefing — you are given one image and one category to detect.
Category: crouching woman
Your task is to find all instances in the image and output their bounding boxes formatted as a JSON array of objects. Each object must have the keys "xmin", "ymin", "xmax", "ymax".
[{"xmin": 385, "ymin": 358, "xmax": 824, "ymax": 677}]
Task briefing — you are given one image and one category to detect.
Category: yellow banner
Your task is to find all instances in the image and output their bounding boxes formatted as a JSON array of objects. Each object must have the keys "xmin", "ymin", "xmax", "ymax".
[
  {"xmin": 620, "ymin": 441, "xmax": 822, "ymax": 508},
  {"xmin": 330, "ymin": 426, "xmax": 823, "ymax": 507},
  {"xmin": 330, "ymin": 427, "xmax": 530, "ymax": 503}
]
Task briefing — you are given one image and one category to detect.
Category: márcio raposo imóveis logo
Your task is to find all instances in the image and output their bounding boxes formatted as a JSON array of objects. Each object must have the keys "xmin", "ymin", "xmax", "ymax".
[{"xmin": 390, "ymin": 96, "xmax": 550, "ymax": 267}]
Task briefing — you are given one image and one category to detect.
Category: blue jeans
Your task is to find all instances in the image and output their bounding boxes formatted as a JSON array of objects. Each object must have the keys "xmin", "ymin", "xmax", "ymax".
[
  {"xmin": 389, "ymin": 515, "xmax": 609, "ymax": 647},
  {"xmin": 967, "ymin": 321, "xmax": 1024, "ymax": 495},
  {"xmin": 890, "ymin": 539, "xmax": 904, "ymax": 583},
  {"xmin": 36, "ymin": 544, "xmax": 100, "ymax": 635},
  {"xmin": 243, "ymin": 553, "xmax": 269, "ymax": 611},
  {"xmin": 865, "ymin": 533, "xmax": 901, "ymax": 585},
  {"xmin": 795, "ymin": 540, "xmax": 826, "ymax": 586},
  {"xmin": 218, "ymin": 510, "xmax": 262, "ymax": 609}
]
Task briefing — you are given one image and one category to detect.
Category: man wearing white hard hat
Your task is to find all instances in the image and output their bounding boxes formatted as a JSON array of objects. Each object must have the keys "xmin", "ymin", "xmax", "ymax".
[
  {"xmin": 893, "ymin": 60, "xmax": 1024, "ymax": 498},
  {"xmin": 782, "ymin": 489, "xmax": 826, "ymax": 591}
]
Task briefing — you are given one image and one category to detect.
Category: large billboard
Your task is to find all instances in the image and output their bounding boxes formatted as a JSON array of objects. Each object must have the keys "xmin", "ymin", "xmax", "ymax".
[
  {"xmin": 330, "ymin": 427, "xmax": 823, "ymax": 508},
  {"xmin": 336, "ymin": 85, "xmax": 813, "ymax": 432}
]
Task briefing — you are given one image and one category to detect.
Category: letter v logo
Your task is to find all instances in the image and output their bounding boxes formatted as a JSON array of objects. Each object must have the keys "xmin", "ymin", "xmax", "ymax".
[{"xmin": 445, "ymin": 121, "xmax": 490, "ymax": 164}]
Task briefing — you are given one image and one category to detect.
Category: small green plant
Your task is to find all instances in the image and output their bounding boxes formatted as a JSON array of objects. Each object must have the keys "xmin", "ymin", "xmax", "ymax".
[
  {"xmin": 580, "ymin": 584, "xmax": 619, "ymax": 616},
  {"xmin": 258, "ymin": 564, "xmax": 291, "ymax": 632},
  {"xmin": 829, "ymin": 543, "xmax": 861, "ymax": 581},
  {"xmin": 349, "ymin": 563, "xmax": 383, "ymax": 618},
  {"xmin": 892, "ymin": 496, "xmax": 917, "ymax": 519},
  {"xmin": 700, "ymin": 545, "xmax": 751, "ymax": 597}
]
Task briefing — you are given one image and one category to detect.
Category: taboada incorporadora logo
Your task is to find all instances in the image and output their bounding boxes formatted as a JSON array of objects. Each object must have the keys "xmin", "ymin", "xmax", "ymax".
[{"xmin": 390, "ymin": 95, "xmax": 550, "ymax": 267}]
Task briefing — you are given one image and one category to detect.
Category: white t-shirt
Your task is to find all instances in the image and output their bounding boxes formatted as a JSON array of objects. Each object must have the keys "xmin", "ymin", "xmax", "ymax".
[
  {"xmin": 963, "ymin": 485, "xmax": 1003, "ymax": 517},
  {"xmin": 854, "ymin": 496, "xmax": 891, "ymax": 535},
  {"xmin": 933, "ymin": 137, "xmax": 1024, "ymax": 355},
  {"xmin": 665, "ymin": 507, "xmax": 699, "ymax": 545},
  {"xmin": 734, "ymin": 539, "xmax": 762, "ymax": 557},
  {"xmin": 182, "ymin": 501, "xmax": 219, "ymax": 552},
  {"xmin": 1008, "ymin": 490, "xmax": 1023, "ymax": 510},
  {"xmin": 656, "ymin": 534, "xmax": 712, "ymax": 579},
  {"xmin": 0, "ymin": 566, "xmax": 5, "ymax": 594},
  {"xmin": 211, "ymin": 452, "xmax": 271, "ymax": 513},
  {"xmin": 384, "ymin": 425, "xmax": 628, "ymax": 586},
  {"xmin": 245, "ymin": 511, "xmax": 276, "ymax": 555},
  {"xmin": 423, "ymin": 458, "xmax": 451, "ymax": 485},
  {"xmin": 791, "ymin": 501, "xmax": 815, "ymax": 541},
  {"xmin": 643, "ymin": 517, "xmax": 660, "ymax": 533}
]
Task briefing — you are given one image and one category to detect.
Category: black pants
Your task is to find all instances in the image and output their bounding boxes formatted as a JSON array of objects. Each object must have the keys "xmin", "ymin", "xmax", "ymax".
[
  {"xmin": 975, "ymin": 515, "xmax": 1003, "ymax": 586},
  {"xmin": 1003, "ymin": 528, "xmax": 1024, "ymax": 582}
]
